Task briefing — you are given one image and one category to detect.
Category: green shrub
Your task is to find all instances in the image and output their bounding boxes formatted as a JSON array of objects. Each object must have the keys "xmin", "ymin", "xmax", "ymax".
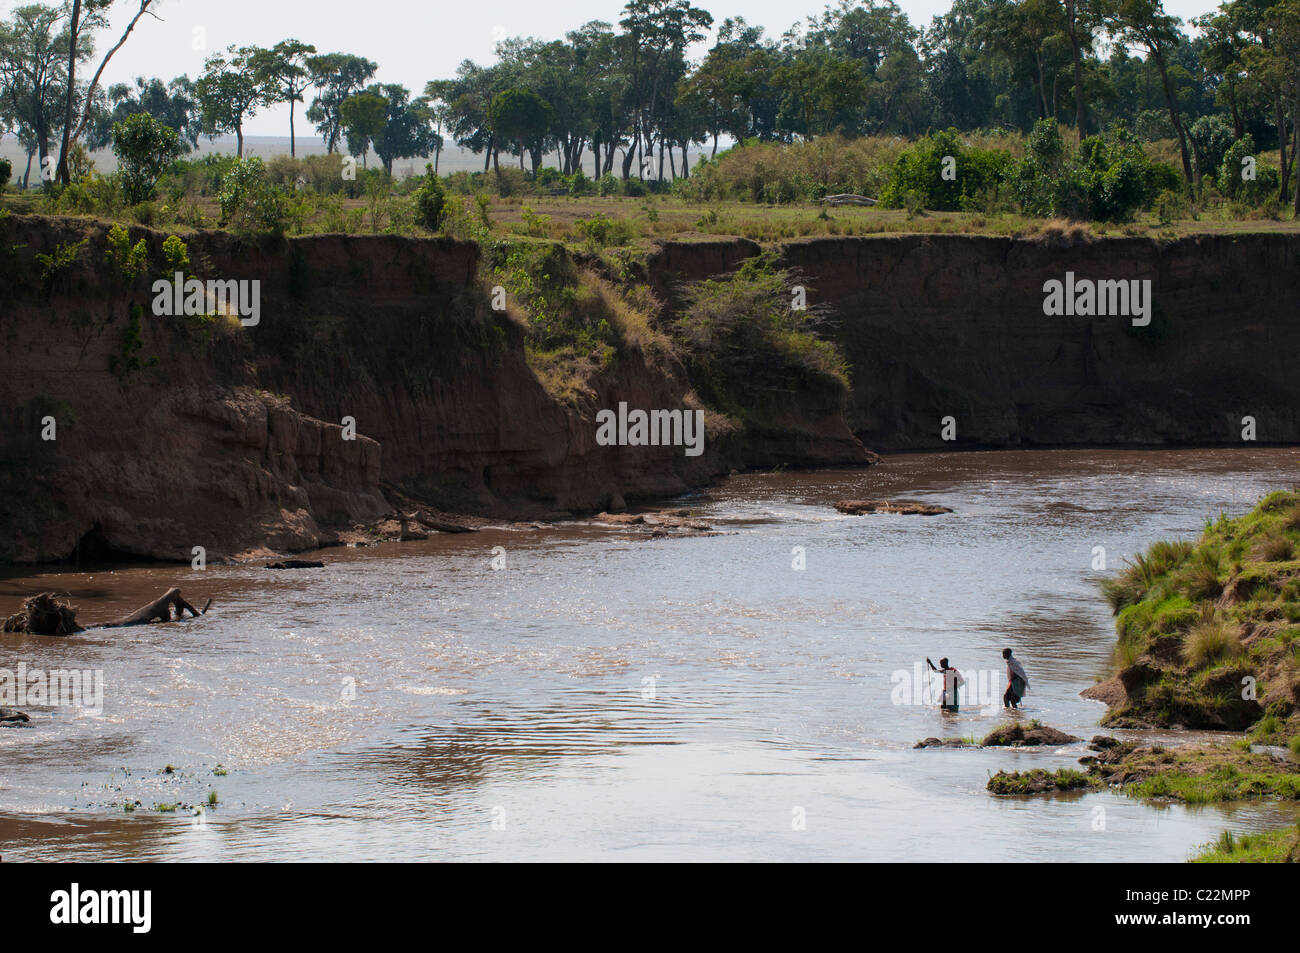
[
  {"xmin": 218, "ymin": 157, "xmax": 290, "ymax": 234},
  {"xmin": 0, "ymin": 157, "xmax": 11, "ymax": 190},
  {"xmin": 35, "ymin": 238, "xmax": 87, "ymax": 287},
  {"xmin": 412, "ymin": 164, "xmax": 447, "ymax": 231},
  {"xmin": 674, "ymin": 253, "xmax": 849, "ymax": 425},
  {"xmin": 572, "ymin": 212, "xmax": 640, "ymax": 248},
  {"xmin": 161, "ymin": 235, "xmax": 190, "ymax": 276},
  {"xmin": 1189, "ymin": 115, "xmax": 1235, "ymax": 186},
  {"xmin": 597, "ymin": 173, "xmax": 620, "ymax": 197},
  {"xmin": 1014, "ymin": 120, "xmax": 1067, "ymax": 216},
  {"xmin": 1219, "ymin": 136, "xmax": 1280, "ymax": 205},
  {"xmin": 104, "ymin": 224, "xmax": 148, "ymax": 282},
  {"xmin": 880, "ymin": 128, "xmax": 1013, "ymax": 212},
  {"xmin": 1055, "ymin": 126, "xmax": 1180, "ymax": 221},
  {"xmin": 112, "ymin": 114, "xmax": 184, "ymax": 205}
]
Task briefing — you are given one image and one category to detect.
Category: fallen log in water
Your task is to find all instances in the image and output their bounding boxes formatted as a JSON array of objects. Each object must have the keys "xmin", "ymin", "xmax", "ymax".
[
  {"xmin": 100, "ymin": 588, "xmax": 210, "ymax": 628},
  {"xmin": 834, "ymin": 499, "xmax": 953, "ymax": 515}
]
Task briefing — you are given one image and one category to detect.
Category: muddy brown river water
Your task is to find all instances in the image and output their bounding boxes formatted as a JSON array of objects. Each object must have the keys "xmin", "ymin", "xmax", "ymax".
[{"xmin": 2, "ymin": 448, "xmax": 1298, "ymax": 861}]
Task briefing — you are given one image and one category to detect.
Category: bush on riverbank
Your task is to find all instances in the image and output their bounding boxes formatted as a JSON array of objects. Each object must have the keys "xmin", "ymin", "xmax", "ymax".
[{"xmin": 674, "ymin": 252, "xmax": 850, "ymax": 427}]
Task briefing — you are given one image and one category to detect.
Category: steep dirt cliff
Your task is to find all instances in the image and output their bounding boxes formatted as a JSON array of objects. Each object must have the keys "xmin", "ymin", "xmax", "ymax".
[
  {"xmin": 5, "ymin": 216, "xmax": 1297, "ymax": 565},
  {"xmin": 643, "ymin": 233, "xmax": 1300, "ymax": 448},
  {"xmin": 777, "ymin": 234, "xmax": 1300, "ymax": 449},
  {"xmin": 0, "ymin": 216, "xmax": 868, "ymax": 563}
]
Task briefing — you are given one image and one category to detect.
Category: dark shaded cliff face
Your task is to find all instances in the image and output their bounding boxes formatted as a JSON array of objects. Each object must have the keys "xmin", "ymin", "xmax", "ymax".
[
  {"xmin": 645, "ymin": 234, "xmax": 1300, "ymax": 449},
  {"xmin": 0, "ymin": 217, "xmax": 867, "ymax": 563},
  {"xmin": 774, "ymin": 234, "xmax": 1300, "ymax": 449}
]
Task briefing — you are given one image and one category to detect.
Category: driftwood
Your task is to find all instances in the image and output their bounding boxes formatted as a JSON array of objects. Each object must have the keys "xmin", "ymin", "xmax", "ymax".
[
  {"xmin": 3, "ymin": 592, "xmax": 84, "ymax": 635},
  {"xmin": 102, "ymin": 588, "xmax": 209, "ymax": 628},
  {"xmin": 390, "ymin": 511, "xmax": 474, "ymax": 537},
  {"xmin": 819, "ymin": 193, "xmax": 878, "ymax": 207},
  {"xmin": 835, "ymin": 499, "xmax": 953, "ymax": 515}
]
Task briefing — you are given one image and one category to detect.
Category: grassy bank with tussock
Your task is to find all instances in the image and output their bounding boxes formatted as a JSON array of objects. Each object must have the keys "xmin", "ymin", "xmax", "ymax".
[
  {"xmin": 1088, "ymin": 491, "xmax": 1300, "ymax": 860},
  {"xmin": 1192, "ymin": 822, "xmax": 1300, "ymax": 862},
  {"xmin": 1097, "ymin": 489, "xmax": 1300, "ymax": 737},
  {"xmin": 990, "ymin": 493, "xmax": 1300, "ymax": 860}
]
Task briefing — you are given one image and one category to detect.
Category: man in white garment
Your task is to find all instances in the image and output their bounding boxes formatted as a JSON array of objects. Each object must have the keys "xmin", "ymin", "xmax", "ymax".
[{"xmin": 1003, "ymin": 648, "xmax": 1029, "ymax": 709}]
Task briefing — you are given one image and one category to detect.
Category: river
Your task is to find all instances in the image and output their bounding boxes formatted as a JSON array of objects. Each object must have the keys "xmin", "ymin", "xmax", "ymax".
[{"xmin": 2, "ymin": 448, "xmax": 1297, "ymax": 861}]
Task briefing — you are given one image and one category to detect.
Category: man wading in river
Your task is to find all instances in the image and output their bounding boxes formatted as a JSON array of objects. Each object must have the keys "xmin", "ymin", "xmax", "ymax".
[
  {"xmin": 1003, "ymin": 648, "xmax": 1029, "ymax": 709},
  {"xmin": 926, "ymin": 657, "xmax": 964, "ymax": 712}
]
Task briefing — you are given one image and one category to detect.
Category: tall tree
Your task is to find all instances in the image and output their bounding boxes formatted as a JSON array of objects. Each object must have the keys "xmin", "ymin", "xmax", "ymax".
[
  {"xmin": 57, "ymin": 0, "xmax": 158, "ymax": 185},
  {"xmin": 194, "ymin": 45, "xmax": 266, "ymax": 157},
  {"xmin": 252, "ymin": 39, "xmax": 316, "ymax": 157},
  {"xmin": 618, "ymin": 0, "xmax": 713, "ymax": 179},
  {"xmin": 1103, "ymin": 0, "xmax": 1196, "ymax": 183},
  {"xmin": 0, "ymin": 4, "xmax": 73, "ymax": 186},
  {"xmin": 106, "ymin": 75, "xmax": 200, "ymax": 150},
  {"xmin": 339, "ymin": 89, "xmax": 386, "ymax": 167},
  {"xmin": 305, "ymin": 52, "xmax": 377, "ymax": 153}
]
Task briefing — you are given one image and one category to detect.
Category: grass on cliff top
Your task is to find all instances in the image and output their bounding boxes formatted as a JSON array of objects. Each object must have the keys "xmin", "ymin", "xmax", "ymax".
[
  {"xmin": 7, "ymin": 187, "xmax": 1300, "ymax": 255},
  {"xmin": 1098, "ymin": 489, "xmax": 1300, "ymax": 738},
  {"xmin": 1193, "ymin": 822, "xmax": 1300, "ymax": 862}
]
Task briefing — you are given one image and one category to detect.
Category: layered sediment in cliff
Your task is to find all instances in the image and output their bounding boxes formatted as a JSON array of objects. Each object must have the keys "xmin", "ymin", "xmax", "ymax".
[
  {"xmin": 4, "ymin": 216, "xmax": 1297, "ymax": 564},
  {"xmin": 0, "ymin": 216, "xmax": 867, "ymax": 563}
]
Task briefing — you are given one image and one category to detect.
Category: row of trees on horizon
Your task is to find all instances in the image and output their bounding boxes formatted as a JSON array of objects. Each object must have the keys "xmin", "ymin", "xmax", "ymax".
[{"xmin": 2, "ymin": 0, "xmax": 1299, "ymax": 192}]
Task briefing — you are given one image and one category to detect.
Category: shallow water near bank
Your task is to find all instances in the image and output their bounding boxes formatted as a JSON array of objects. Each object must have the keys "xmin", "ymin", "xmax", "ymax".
[{"xmin": 2, "ymin": 448, "xmax": 1298, "ymax": 861}]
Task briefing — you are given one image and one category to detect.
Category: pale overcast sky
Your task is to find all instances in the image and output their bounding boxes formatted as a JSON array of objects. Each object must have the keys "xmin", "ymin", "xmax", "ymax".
[{"xmin": 2, "ymin": 0, "xmax": 1224, "ymax": 137}]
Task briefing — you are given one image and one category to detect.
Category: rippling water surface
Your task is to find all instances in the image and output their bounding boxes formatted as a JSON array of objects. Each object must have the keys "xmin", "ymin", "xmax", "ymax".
[{"xmin": 2, "ymin": 448, "xmax": 1298, "ymax": 861}]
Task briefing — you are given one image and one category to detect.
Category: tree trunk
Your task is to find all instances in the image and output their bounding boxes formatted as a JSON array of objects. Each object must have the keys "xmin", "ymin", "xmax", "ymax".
[
  {"xmin": 236, "ymin": 126, "xmax": 244, "ymax": 158},
  {"xmin": 1276, "ymin": 97, "xmax": 1291, "ymax": 202},
  {"xmin": 289, "ymin": 99, "xmax": 296, "ymax": 157},
  {"xmin": 1066, "ymin": 1, "xmax": 1086, "ymax": 136},
  {"xmin": 1155, "ymin": 52, "xmax": 1195, "ymax": 185},
  {"xmin": 1036, "ymin": 53, "xmax": 1049, "ymax": 119},
  {"xmin": 1289, "ymin": 114, "xmax": 1299, "ymax": 212},
  {"xmin": 103, "ymin": 588, "xmax": 208, "ymax": 628},
  {"xmin": 57, "ymin": 0, "xmax": 83, "ymax": 187},
  {"xmin": 681, "ymin": 142, "xmax": 689, "ymax": 178}
]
